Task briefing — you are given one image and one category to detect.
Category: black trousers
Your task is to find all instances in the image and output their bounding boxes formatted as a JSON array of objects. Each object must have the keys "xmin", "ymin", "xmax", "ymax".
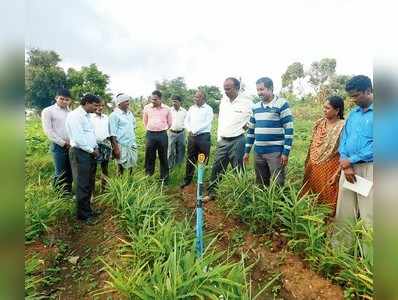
[
  {"xmin": 184, "ymin": 133, "xmax": 211, "ymax": 184},
  {"xmin": 144, "ymin": 131, "xmax": 169, "ymax": 180},
  {"xmin": 69, "ymin": 147, "xmax": 97, "ymax": 220}
]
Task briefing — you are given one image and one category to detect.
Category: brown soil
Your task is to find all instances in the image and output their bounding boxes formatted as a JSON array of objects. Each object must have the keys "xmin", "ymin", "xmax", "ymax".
[
  {"xmin": 173, "ymin": 184, "xmax": 344, "ymax": 300},
  {"xmin": 25, "ymin": 203, "xmax": 124, "ymax": 299}
]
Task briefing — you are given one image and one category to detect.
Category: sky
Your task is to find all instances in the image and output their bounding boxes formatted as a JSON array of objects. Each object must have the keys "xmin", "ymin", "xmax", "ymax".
[{"xmin": 25, "ymin": 0, "xmax": 377, "ymax": 98}]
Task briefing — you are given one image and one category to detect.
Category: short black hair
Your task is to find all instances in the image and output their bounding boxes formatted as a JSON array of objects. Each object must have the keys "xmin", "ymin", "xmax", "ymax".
[
  {"xmin": 80, "ymin": 94, "xmax": 100, "ymax": 105},
  {"xmin": 256, "ymin": 77, "xmax": 273, "ymax": 91},
  {"xmin": 225, "ymin": 77, "xmax": 240, "ymax": 91},
  {"xmin": 345, "ymin": 75, "xmax": 373, "ymax": 93},
  {"xmin": 56, "ymin": 88, "xmax": 71, "ymax": 98},
  {"xmin": 327, "ymin": 95, "xmax": 345, "ymax": 120},
  {"xmin": 171, "ymin": 95, "xmax": 182, "ymax": 102},
  {"xmin": 152, "ymin": 90, "xmax": 162, "ymax": 98}
]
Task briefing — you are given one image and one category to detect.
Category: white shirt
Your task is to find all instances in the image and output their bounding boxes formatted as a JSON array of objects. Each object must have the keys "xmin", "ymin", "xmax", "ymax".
[
  {"xmin": 90, "ymin": 113, "xmax": 110, "ymax": 142},
  {"xmin": 65, "ymin": 106, "xmax": 97, "ymax": 153},
  {"xmin": 185, "ymin": 103, "xmax": 213, "ymax": 135},
  {"xmin": 217, "ymin": 94, "xmax": 253, "ymax": 141},
  {"xmin": 41, "ymin": 103, "xmax": 70, "ymax": 146},
  {"xmin": 170, "ymin": 106, "xmax": 187, "ymax": 131}
]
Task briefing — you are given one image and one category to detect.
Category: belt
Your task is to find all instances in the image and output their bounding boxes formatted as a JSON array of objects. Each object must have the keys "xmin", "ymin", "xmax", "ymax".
[
  {"xmin": 221, "ymin": 134, "xmax": 244, "ymax": 141},
  {"xmin": 356, "ymin": 160, "xmax": 373, "ymax": 164},
  {"xmin": 170, "ymin": 129, "xmax": 184, "ymax": 134},
  {"xmin": 147, "ymin": 130, "xmax": 167, "ymax": 134},
  {"xmin": 190, "ymin": 132, "xmax": 210, "ymax": 137}
]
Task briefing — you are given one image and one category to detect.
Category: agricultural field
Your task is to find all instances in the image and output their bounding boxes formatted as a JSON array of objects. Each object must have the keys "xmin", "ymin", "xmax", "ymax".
[{"xmin": 25, "ymin": 100, "xmax": 373, "ymax": 299}]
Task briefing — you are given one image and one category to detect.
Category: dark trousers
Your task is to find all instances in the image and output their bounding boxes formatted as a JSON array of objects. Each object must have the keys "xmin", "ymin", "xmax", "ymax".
[
  {"xmin": 144, "ymin": 131, "xmax": 169, "ymax": 181},
  {"xmin": 184, "ymin": 133, "xmax": 211, "ymax": 184},
  {"xmin": 99, "ymin": 160, "xmax": 109, "ymax": 191},
  {"xmin": 208, "ymin": 135, "xmax": 246, "ymax": 194},
  {"xmin": 69, "ymin": 147, "xmax": 97, "ymax": 220},
  {"xmin": 168, "ymin": 131, "xmax": 186, "ymax": 169},
  {"xmin": 254, "ymin": 152, "xmax": 285, "ymax": 186},
  {"xmin": 117, "ymin": 164, "xmax": 132, "ymax": 176},
  {"xmin": 51, "ymin": 143, "xmax": 73, "ymax": 194}
]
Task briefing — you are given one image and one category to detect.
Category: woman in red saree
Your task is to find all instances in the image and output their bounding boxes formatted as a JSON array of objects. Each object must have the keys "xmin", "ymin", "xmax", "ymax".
[{"xmin": 301, "ymin": 96, "xmax": 345, "ymax": 215}]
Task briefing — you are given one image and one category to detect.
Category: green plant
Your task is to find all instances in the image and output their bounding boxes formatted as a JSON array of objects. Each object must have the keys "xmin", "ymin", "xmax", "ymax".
[{"xmin": 25, "ymin": 256, "xmax": 47, "ymax": 299}]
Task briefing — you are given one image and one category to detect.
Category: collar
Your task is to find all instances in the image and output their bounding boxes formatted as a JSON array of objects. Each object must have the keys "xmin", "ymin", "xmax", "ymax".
[
  {"xmin": 92, "ymin": 113, "xmax": 106, "ymax": 118},
  {"xmin": 78, "ymin": 105, "xmax": 89, "ymax": 116},
  {"xmin": 261, "ymin": 95, "xmax": 278, "ymax": 108},
  {"xmin": 115, "ymin": 107, "xmax": 130, "ymax": 115},
  {"xmin": 355, "ymin": 103, "xmax": 373, "ymax": 113},
  {"xmin": 151, "ymin": 103, "xmax": 164, "ymax": 109},
  {"xmin": 195, "ymin": 103, "xmax": 206, "ymax": 108},
  {"xmin": 55, "ymin": 103, "xmax": 69, "ymax": 111}
]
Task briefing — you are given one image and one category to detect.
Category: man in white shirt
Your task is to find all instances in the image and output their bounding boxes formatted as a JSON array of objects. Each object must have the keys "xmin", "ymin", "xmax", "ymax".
[
  {"xmin": 66, "ymin": 94, "xmax": 101, "ymax": 223},
  {"xmin": 41, "ymin": 88, "xmax": 73, "ymax": 195},
  {"xmin": 181, "ymin": 89, "xmax": 214, "ymax": 189},
  {"xmin": 168, "ymin": 95, "xmax": 187, "ymax": 170},
  {"xmin": 90, "ymin": 99, "xmax": 111, "ymax": 191},
  {"xmin": 207, "ymin": 77, "xmax": 252, "ymax": 200}
]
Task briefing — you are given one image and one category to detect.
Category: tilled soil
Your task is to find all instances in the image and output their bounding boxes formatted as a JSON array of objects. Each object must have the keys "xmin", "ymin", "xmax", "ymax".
[
  {"xmin": 25, "ymin": 204, "xmax": 124, "ymax": 299},
  {"xmin": 174, "ymin": 184, "xmax": 344, "ymax": 300}
]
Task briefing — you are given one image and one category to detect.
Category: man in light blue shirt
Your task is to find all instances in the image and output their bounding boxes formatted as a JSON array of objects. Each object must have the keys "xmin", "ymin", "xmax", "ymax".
[
  {"xmin": 335, "ymin": 75, "xmax": 374, "ymax": 247},
  {"xmin": 109, "ymin": 93, "xmax": 137, "ymax": 175},
  {"xmin": 66, "ymin": 94, "xmax": 101, "ymax": 223}
]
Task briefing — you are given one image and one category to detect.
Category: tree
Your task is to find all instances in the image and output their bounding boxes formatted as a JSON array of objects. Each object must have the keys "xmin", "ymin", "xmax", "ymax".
[
  {"xmin": 281, "ymin": 62, "xmax": 304, "ymax": 92},
  {"xmin": 156, "ymin": 77, "xmax": 188, "ymax": 102},
  {"xmin": 26, "ymin": 49, "xmax": 61, "ymax": 68},
  {"xmin": 25, "ymin": 49, "xmax": 67, "ymax": 109},
  {"xmin": 308, "ymin": 58, "xmax": 336, "ymax": 93},
  {"xmin": 66, "ymin": 64, "xmax": 112, "ymax": 103},
  {"xmin": 314, "ymin": 74, "xmax": 351, "ymax": 103},
  {"xmin": 154, "ymin": 77, "xmax": 223, "ymax": 112}
]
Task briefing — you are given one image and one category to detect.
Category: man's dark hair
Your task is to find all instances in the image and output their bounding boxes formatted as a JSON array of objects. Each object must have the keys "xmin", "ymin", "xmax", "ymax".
[
  {"xmin": 56, "ymin": 88, "xmax": 71, "ymax": 98},
  {"xmin": 225, "ymin": 77, "xmax": 240, "ymax": 91},
  {"xmin": 327, "ymin": 95, "xmax": 345, "ymax": 120},
  {"xmin": 152, "ymin": 90, "xmax": 162, "ymax": 98},
  {"xmin": 80, "ymin": 94, "xmax": 100, "ymax": 105},
  {"xmin": 171, "ymin": 95, "xmax": 182, "ymax": 102},
  {"xmin": 256, "ymin": 77, "xmax": 274, "ymax": 91},
  {"xmin": 345, "ymin": 75, "xmax": 373, "ymax": 93}
]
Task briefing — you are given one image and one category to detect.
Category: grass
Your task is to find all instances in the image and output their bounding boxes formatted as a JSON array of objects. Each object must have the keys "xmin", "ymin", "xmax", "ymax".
[
  {"xmin": 25, "ymin": 256, "xmax": 48, "ymax": 300},
  {"xmin": 215, "ymin": 170, "xmax": 373, "ymax": 298},
  {"xmin": 97, "ymin": 173, "xmax": 275, "ymax": 299}
]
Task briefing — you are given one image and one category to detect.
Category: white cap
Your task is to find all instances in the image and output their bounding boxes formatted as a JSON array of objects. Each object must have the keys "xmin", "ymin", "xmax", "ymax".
[{"xmin": 114, "ymin": 93, "xmax": 131, "ymax": 105}]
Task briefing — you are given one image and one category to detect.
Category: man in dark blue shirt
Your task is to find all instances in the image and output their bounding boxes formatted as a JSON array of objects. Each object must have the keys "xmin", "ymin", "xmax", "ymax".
[{"xmin": 335, "ymin": 75, "xmax": 373, "ymax": 245}]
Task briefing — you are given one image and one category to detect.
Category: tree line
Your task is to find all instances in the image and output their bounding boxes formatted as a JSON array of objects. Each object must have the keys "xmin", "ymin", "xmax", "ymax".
[{"xmin": 25, "ymin": 48, "xmax": 352, "ymax": 111}]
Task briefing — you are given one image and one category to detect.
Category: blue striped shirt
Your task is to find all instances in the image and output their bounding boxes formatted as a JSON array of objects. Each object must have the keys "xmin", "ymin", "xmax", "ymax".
[{"xmin": 245, "ymin": 96, "xmax": 294, "ymax": 156}]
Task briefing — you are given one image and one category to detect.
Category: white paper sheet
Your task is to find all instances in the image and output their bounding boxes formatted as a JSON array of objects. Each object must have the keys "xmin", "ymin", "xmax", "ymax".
[{"xmin": 342, "ymin": 175, "xmax": 373, "ymax": 197}]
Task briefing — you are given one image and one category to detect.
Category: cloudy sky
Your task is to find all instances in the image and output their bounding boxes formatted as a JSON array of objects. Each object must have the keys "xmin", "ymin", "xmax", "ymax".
[{"xmin": 26, "ymin": 0, "xmax": 376, "ymax": 98}]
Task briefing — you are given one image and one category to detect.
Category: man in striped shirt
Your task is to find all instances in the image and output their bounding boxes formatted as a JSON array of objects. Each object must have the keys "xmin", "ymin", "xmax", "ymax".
[{"xmin": 243, "ymin": 77, "xmax": 293, "ymax": 186}]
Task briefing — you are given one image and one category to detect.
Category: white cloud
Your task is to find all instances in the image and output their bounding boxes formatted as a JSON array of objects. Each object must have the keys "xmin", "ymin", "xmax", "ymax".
[{"xmin": 26, "ymin": 0, "xmax": 374, "ymax": 98}]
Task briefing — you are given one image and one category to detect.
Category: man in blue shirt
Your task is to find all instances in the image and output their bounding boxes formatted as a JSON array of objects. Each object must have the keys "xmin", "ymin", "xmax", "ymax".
[
  {"xmin": 109, "ymin": 93, "xmax": 137, "ymax": 175},
  {"xmin": 66, "ymin": 94, "xmax": 101, "ymax": 223},
  {"xmin": 335, "ymin": 75, "xmax": 374, "ymax": 239}
]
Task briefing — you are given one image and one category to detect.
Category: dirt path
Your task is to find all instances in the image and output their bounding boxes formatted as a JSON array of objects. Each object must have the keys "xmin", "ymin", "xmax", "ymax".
[
  {"xmin": 26, "ymin": 204, "xmax": 124, "ymax": 299},
  {"xmin": 172, "ymin": 184, "xmax": 344, "ymax": 300}
]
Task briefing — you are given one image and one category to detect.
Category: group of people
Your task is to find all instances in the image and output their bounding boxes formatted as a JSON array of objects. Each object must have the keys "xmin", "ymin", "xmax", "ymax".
[{"xmin": 41, "ymin": 75, "xmax": 373, "ymax": 243}]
